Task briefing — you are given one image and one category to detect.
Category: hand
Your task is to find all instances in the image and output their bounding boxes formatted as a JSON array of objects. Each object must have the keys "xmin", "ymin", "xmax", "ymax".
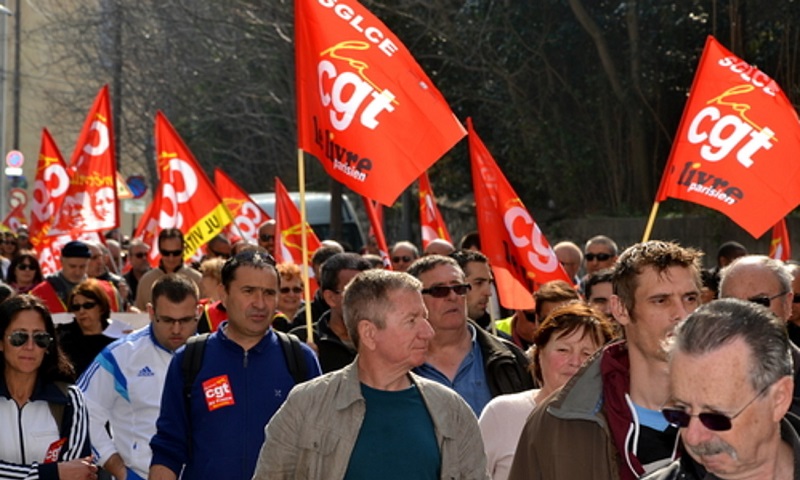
[{"xmin": 57, "ymin": 456, "xmax": 98, "ymax": 480}]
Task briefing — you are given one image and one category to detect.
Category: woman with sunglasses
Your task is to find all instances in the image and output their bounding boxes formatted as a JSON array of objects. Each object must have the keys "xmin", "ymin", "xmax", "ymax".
[
  {"xmin": 0, "ymin": 294, "xmax": 98, "ymax": 479},
  {"xmin": 7, "ymin": 250, "xmax": 43, "ymax": 294},
  {"xmin": 272, "ymin": 262, "xmax": 304, "ymax": 332},
  {"xmin": 478, "ymin": 302, "xmax": 616, "ymax": 480},
  {"xmin": 57, "ymin": 279, "xmax": 114, "ymax": 377}
]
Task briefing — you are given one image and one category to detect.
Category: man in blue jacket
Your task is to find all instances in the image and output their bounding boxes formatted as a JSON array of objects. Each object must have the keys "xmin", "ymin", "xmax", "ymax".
[{"xmin": 149, "ymin": 250, "xmax": 321, "ymax": 480}]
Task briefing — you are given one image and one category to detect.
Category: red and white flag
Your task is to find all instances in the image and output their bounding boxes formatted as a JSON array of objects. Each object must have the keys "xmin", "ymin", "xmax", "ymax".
[
  {"xmin": 656, "ymin": 36, "xmax": 800, "ymax": 238},
  {"xmin": 468, "ymin": 119, "xmax": 571, "ymax": 310},
  {"xmin": 274, "ymin": 177, "xmax": 321, "ymax": 266},
  {"xmin": 214, "ymin": 168, "xmax": 271, "ymax": 244},
  {"xmin": 1, "ymin": 203, "xmax": 26, "ymax": 232},
  {"xmin": 132, "ymin": 188, "xmax": 162, "ymax": 267},
  {"xmin": 50, "ymin": 85, "xmax": 118, "ymax": 235},
  {"xmin": 769, "ymin": 218, "xmax": 791, "ymax": 262},
  {"xmin": 361, "ymin": 196, "xmax": 391, "ymax": 269},
  {"xmin": 295, "ymin": 0, "xmax": 465, "ymax": 206},
  {"xmin": 418, "ymin": 172, "xmax": 452, "ymax": 249},
  {"xmin": 154, "ymin": 112, "xmax": 233, "ymax": 260}
]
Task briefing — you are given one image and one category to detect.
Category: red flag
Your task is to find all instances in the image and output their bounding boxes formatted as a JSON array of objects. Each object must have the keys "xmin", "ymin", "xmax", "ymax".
[
  {"xmin": 132, "ymin": 190, "xmax": 162, "ymax": 267},
  {"xmin": 418, "ymin": 172, "xmax": 452, "ymax": 249},
  {"xmin": 50, "ymin": 85, "xmax": 118, "ymax": 235},
  {"xmin": 214, "ymin": 168, "xmax": 271, "ymax": 244},
  {"xmin": 30, "ymin": 129, "xmax": 71, "ymax": 275},
  {"xmin": 468, "ymin": 119, "xmax": 571, "ymax": 310},
  {"xmin": 1, "ymin": 203, "xmax": 26, "ymax": 232},
  {"xmin": 274, "ymin": 177, "xmax": 322, "ymax": 265},
  {"xmin": 361, "ymin": 196, "xmax": 391, "ymax": 268},
  {"xmin": 154, "ymin": 112, "xmax": 233, "ymax": 260},
  {"xmin": 656, "ymin": 36, "xmax": 800, "ymax": 238},
  {"xmin": 295, "ymin": 0, "xmax": 465, "ymax": 206},
  {"xmin": 769, "ymin": 218, "xmax": 791, "ymax": 261}
]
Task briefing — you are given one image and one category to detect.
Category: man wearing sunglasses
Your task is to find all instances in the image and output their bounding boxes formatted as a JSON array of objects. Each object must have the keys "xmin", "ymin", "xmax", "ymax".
[
  {"xmin": 510, "ymin": 241, "xmax": 702, "ymax": 480},
  {"xmin": 408, "ymin": 255, "xmax": 533, "ymax": 416},
  {"xmin": 257, "ymin": 220, "xmax": 276, "ymax": 255},
  {"xmin": 135, "ymin": 229, "xmax": 202, "ymax": 310},
  {"xmin": 583, "ymin": 235, "xmax": 619, "ymax": 276},
  {"xmin": 390, "ymin": 240, "xmax": 419, "ymax": 272},
  {"xmin": 78, "ymin": 275, "xmax": 202, "ymax": 480},
  {"xmin": 643, "ymin": 299, "xmax": 797, "ymax": 480}
]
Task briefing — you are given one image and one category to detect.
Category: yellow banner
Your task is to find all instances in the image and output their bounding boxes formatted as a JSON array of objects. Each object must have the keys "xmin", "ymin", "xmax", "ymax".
[{"xmin": 183, "ymin": 203, "xmax": 233, "ymax": 259}]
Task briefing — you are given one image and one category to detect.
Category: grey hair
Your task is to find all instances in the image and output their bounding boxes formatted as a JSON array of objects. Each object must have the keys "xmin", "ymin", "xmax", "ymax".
[
  {"xmin": 584, "ymin": 235, "xmax": 619, "ymax": 256},
  {"xmin": 719, "ymin": 255, "xmax": 792, "ymax": 297},
  {"xmin": 343, "ymin": 269, "xmax": 422, "ymax": 349},
  {"xmin": 668, "ymin": 298, "xmax": 792, "ymax": 392}
]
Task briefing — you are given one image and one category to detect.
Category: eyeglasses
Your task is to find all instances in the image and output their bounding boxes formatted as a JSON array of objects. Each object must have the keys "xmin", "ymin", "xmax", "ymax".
[
  {"xmin": 8, "ymin": 330, "xmax": 53, "ymax": 349},
  {"xmin": 748, "ymin": 291, "xmax": 787, "ymax": 308},
  {"xmin": 662, "ymin": 383, "xmax": 772, "ymax": 432},
  {"xmin": 69, "ymin": 301, "xmax": 98, "ymax": 312},
  {"xmin": 155, "ymin": 315, "xmax": 197, "ymax": 326},
  {"xmin": 259, "ymin": 234, "xmax": 274, "ymax": 243},
  {"xmin": 160, "ymin": 249, "xmax": 183, "ymax": 257},
  {"xmin": 16, "ymin": 264, "xmax": 35, "ymax": 271},
  {"xmin": 421, "ymin": 283, "xmax": 472, "ymax": 298},
  {"xmin": 392, "ymin": 255, "xmax": 413, "ymax": 263},
  {"xmin": 280, "ymin": 287, "xmax": 303, "ymax": 295},
  {"xmin": 584, "ymin": 253, "xmax": 612, "ymax": 262}
]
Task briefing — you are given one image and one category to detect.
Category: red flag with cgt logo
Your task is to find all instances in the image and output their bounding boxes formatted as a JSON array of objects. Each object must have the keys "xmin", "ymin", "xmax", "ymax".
[
  {"xmin": 294, "ymin": 0, "xmax": 465, "ymax": 206},
  {"xmin": 656, "ymin": 36, "xmax": 800, "ymax": 238}
]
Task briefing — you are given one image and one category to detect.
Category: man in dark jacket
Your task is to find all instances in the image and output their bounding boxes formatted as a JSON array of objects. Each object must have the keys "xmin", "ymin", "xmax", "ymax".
[
  {"xmin": 643, "ymin": 299, "xmax": 798, "ymax": 479},
  {"xmin": 408, "ymin": 255, "xmax": 533, "ymax": 415}
]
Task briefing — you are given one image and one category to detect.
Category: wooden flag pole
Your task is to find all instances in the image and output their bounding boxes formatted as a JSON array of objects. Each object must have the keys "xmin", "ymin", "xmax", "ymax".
[
  {"xmin": 642, "ymin": 201, "xmax": 661, "ymax": 243},
  {"xmin": 297, "ymin": 148, "xmax": 314, "ymax": 343}
]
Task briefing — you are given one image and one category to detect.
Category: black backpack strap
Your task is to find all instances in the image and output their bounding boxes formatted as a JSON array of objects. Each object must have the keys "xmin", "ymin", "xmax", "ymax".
[
  {"xmin": 181, "ymin": 333, "xmax": 209, "ymax": 458},
  {"xmin": 275, "ymin": 331, "xmax": 308, "ymax": 385}
]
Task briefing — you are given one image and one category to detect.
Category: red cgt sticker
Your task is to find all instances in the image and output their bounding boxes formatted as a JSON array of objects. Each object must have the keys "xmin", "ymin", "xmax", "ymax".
[{"xmin": 203, "ymin": 375, "xmax": 235, "ymax": 411}]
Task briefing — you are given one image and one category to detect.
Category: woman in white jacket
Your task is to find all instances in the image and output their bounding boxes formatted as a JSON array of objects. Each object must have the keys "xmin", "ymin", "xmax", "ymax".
[{"xmin": 0, "ymin": 294, "xmax": 97, "ymax": 480}]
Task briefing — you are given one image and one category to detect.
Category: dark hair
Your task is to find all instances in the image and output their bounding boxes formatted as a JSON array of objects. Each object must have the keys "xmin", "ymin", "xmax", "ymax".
[
  {"xmin": 406, "ymin": 254, "xmax": 461, "ymax": 279},
  {"xmin": 0, "ymin": 295, "xmax": 75, "ymax": 382},
  {"xmin": 669, "ymin": 298, "xmax": 792, "ymax": 391},
  {"xmin": 67, "ymin": 279, "xmax": 112, "ymax": 328},
  {"xmin": 158, "ymin": 228, "xmax": 184, "ymax": 247},
  {"xmin": 459, "ymin": 231, "xmax": 481, "ymax": 251},
  {"xmin": 612, "ymin": 241, "xmax": 702, "ymax": 312},
  {"xmin": 311, "ymin": 244, "xmax": 345, "ymax": 267},
  {"xmin": 0, "ymin": 283, "xmax": 14, "ymax": 303},
  {"xmin": 584, "ymin": 268, "xmax": 613, "ymax": 300},
  {"xmin": 534, "ymin": 280, "xmax": 580, "ymax": 318},
  {"xmin": 221, "ymin": 250, "xmax": 278, "ymax": 291},
  {"xmin": 717, "ymin": 241, "xmax": 747, "ymax": 266},
  {"xmin": 6, "ymin": 250, "xmax": 43, "ymax": 285},
  {"xmin": 449, "ymin": 249, "xmax": 488, "ymax": 272},
  {"xmin": 152, "ymin": 274, "xmax": 199, "ymax": 306},
  {"xmin": 320, "ymin": 253, "xmax": 371, "ymax": 292},
  {"xmin": 530, "ymin": 302, "xmax": 615, "ymax": 384}
]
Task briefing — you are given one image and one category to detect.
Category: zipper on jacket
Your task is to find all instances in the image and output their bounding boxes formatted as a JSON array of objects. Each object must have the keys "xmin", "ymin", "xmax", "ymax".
[
  {"xmin": 243, "ymin": 350, "xmax": 249, "ymax": 368},
  {"xmin": 16, "ymin": 402, "xmax": 27, "ymax": 463}
]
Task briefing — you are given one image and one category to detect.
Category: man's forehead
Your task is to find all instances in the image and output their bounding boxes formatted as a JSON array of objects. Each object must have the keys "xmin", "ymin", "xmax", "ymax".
[
  {"xmin": 154, "ymin": 295, "xmax": 198, "ymax": 314},
  {"xmin": 723, "ymin": 264, "xmax": 781, "ymax": 295},
  {"xmin": 464, "ymin": 261, "xmax": 491, "ymax": 278},
  {"xmin": 420, "ymin": 264, "xmax": 464, "ymax": 285},
  {"xmin": 586, "ymin": 243, "xmax": 613, "ymax": 253}
]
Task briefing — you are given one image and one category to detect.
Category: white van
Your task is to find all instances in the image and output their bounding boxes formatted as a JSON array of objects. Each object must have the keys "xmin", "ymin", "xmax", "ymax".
[{"xmin": 250, "ymin": 191, "xmax": 366, "ymax": 252}]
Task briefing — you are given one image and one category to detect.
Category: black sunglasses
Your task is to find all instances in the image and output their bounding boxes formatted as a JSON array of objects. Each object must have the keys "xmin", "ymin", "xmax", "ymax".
[
  {"xmin": 748, "ymin": 291, "xmax": 787, "ymax": 308},
  {"xmin": 160, "ymin": 249, "xmax": 183, "ymax": 257},
  {"xmin": 16, "ymin": 263, "xmax": 35, "ymax": 271},
  {"xmin": 392, "ymin": 255, "xmax": 413, "ymax": 263},
  {"xmin": 8, "ymin": 330, "xmax": 53, "ymax": 349},
  {"xmin": 421, "ymin": 283, "xmax": 472, "ymax": 298},
  {"xmin": 662, "ymin": 383, "xmax": 771, "ymax": 432},
  {"xmin": 280, "ymin": 287, "xmax": 303, "ymax": 295},
  {"xmin": 259, "ymin": 234, "xmax": 275, "ymax": 243},
  {"xmin": 584, "ymin": 253, "xmax": 612, "ymax": 262},
  {"xmin": 69, "ymin": 301, "xmax": 98, "ymax": 312}
]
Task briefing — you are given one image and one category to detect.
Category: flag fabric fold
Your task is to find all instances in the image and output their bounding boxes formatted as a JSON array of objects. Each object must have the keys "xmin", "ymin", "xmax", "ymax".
[
  {"xmin": 418, "ymin": 172, "xmax": 452, "ymax": 249},
  {"xmin": 31, "ymin": 129, "xmax": 71, "ymax": 275},
  {"xmin": 656, "ymin": 36, "xmax": 800, "ymax": 238},
  {"xmin": 294, "ymin": 0, "xmax": 466, "ymax": 206},
  {"xmin": 769, "ymin": 218, "xmax": 791, "ymax": 262},
  {"xmin": 214, "ymin": 168, "xmax": 271, "ymax": 244},
  {"xmin": 361, "ymin": 196, "xmax": 391, "ymax": 268},
  {"xmin": 274, "ymin": 177, "xmax": 322, "ymax": 266},
  {"xmin": 468, "ymin": 119, "xmax": 571, "ymax": 310},
  {"xmin": 2, "ymin": 203, "xmax": 26, "ymax": 232}
]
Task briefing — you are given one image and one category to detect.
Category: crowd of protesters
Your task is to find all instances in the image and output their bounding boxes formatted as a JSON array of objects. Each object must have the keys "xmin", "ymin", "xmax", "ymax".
[{"xmin": 0, "ymin": 221, "xmax": 797, "ymax": 480}]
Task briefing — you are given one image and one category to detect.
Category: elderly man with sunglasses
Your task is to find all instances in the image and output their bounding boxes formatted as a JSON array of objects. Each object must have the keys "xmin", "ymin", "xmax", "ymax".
[
  {"xmin": 718, "ymin": 254, "xmax": 800, "ymax": 415},
  {"xmin": 135, "ymin": 229, "xmax": 203, "ymax": 310},
  {"xmin": 642, "ymin": 298, "xmax": 799, "ymax": 480},
  {"xmin": 407, "ymin": 255, "xmax": 533, "ymax": 415}
]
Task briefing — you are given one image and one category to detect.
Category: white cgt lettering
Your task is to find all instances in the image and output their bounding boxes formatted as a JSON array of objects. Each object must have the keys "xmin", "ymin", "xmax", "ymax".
[
  {"xmin": 503, "ymin": 206, "xmax": 559, "ymax": 273},
  {"xmin": 318, "ymin": 60, "xmax": 396, "ymax": 131},
  {"xmin": 32, "ymin": 164, "xmax": 70, "ymax": 222},
  {"xmin": 686, "ymin": 106, "xmax": 774, "ymax": 168}
]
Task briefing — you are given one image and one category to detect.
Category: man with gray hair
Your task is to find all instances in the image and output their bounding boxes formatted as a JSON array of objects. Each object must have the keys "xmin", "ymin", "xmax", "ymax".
[
  {"xmin": 719, "ymin": 255, "xmax": 793, "ymax": 321},
  {"xmin": 644, "ymin": 298, "xmax": 798, "ymax": 479},
  {"xmin": 251, "ymin": 269, "xmax": 487, "ymax": 479}
]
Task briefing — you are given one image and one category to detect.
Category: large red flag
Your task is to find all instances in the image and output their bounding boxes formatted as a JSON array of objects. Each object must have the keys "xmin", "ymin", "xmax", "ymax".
[
  {"xmin": 361, "ymin": 196, "xmax": 391, "ymax": 269},
  {"xmin": 295, "ymin": 0, "xmax": 465, "ymax": 206},
  {"xmin": 656, "ymin": 36, "xmax": 800, "ymax": 238},
  {"xmin": 30, "ymin": 129, "xmax": 71, "ymax": 275},
  {"xmin": 468, "ymin": 119, "xmax": 571, "ymax": 310},
  {"xmin": 418, "ymin": 172, "xmax": 452, "ymax": 249},
  {"xmin": 769, "ymin": 218, "xmax": 791, "ymax": 262},
  {"xmin": 1, "ymin": 204, "xmax": 26, "ymax": 232},
  {"xmin": 274, "ymin": 177, "xmax": 321, "ymax": 266},
  {"xmin": 50, "ymin": 85, "xmax": 118, "ymax": 235},
  {"xmin": 154, "ymin": 112, "xmax": 233, "ymax": 260},
  {"xmin": 214, "ymin": 168, "xmax": 271, "ymax": 244}
]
